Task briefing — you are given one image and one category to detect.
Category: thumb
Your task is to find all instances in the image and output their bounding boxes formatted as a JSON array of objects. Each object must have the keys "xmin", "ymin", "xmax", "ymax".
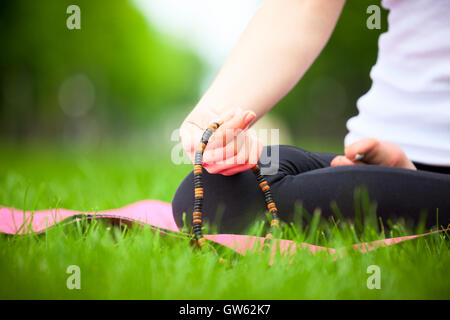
[{"xmin": 208, "ymin": 109, "xmax": 256, "ymax": 149}]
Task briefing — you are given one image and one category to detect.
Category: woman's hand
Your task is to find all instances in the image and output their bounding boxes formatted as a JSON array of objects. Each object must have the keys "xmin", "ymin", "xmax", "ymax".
[
  {"xmin": 180, "ymin": 108, "xmax": 263, "ymax": 175},
  {"xmin": 178, "ymin": 0, "xmax": 346, "ymax": 176},
  {"xmin": 179, "ymin": 106, "xmax": 220, "ymax": 164},
  {"xmin": 330, "ymin": 138, "xmax": 416, "ymax": 170}
]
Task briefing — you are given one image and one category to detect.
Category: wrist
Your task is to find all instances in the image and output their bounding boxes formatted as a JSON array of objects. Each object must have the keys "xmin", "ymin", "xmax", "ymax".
[{"xmin": 184, "ymin": 106, "xmax": 226, "ymax": 133}]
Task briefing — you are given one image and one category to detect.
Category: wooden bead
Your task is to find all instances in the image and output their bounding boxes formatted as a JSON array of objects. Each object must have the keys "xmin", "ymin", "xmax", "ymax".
[
  {"xmin": 193, "ymin": 165, "xmax": 202, "ymax": 174},
  {"xmin": 267, "ymin": 202, "xmax": 276, "ymax": 210},
  {"xmin": 193, "ymin": 211, "xmax": 202, "ymax": 219}
]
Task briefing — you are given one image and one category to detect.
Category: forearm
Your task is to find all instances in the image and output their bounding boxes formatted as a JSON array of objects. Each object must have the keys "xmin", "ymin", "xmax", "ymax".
[{"xmin": 187, "ymin": 0, "xmax": 346, "ymax": 123}]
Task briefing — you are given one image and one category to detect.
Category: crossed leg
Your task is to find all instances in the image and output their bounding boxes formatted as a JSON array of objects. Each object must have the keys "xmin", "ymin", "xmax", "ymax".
[{"xmin": 172, "ymin": 145, "xmax": 450, "ymax": 233}]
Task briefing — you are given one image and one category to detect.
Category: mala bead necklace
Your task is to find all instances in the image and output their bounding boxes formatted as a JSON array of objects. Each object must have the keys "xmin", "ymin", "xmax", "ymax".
[{"xmin": 192, "ymin": 121, "xmax": 280, "ymax": 249}]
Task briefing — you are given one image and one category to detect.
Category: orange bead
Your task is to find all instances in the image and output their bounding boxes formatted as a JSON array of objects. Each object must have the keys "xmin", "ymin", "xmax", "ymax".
[{"xmin": 193, "ymin": 211, "xmax": 202, "ymax": 219}]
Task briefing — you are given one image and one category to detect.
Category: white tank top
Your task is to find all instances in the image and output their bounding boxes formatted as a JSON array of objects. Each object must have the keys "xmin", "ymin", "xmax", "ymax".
[{"xmin": 345, "ymin": 0, "xmax": 450, "ymax": 166}]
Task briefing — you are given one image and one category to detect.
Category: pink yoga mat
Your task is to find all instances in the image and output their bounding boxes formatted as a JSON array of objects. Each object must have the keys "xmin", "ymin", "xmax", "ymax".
[{"xmin": 0, "ymin": 200, "xmax": 447, "ymax": 257}]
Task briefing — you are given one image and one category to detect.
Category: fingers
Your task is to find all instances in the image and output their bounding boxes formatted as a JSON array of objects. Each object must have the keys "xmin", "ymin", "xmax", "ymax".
[
  {"xmin": 183, "ymin": 107, "xmax": 260, "ymax": 175},
  {"xmin": 179, "ymin": 108, "xmax": 239, "ymax": 161},
  {"xmin": 218, "ymin": 136, "xmax": 263, "ymax": 175},
  {"xmin": 180, "ymin": 122, "xmax": 203, "ymax": 161},
  {"xmin": 330, "ymin": 155, "xmax": 356, "ymax": 167},
  {"xmin": 208, "ymin": 108, "xmax": 256, "ymax": 149},
  {"xmin": 203, "ymin": 131, "xmax": 262, "ymax": 175},
  {"xmin": 203, "ymin": 131, "xmax": 245, "ymax": 164},
  {"xmin": 220, "ymin": 107, "xmax": 255, "ymax": 131},
  {"xmin": 344, "ymin": 138, "xmax": 379, "ymax": 162},
  {"xmin": 336, "ymin": 138, "xmax": 416, "ymax": 170},
  {"xmin": 203, "ymin": 133, "xmax": 251, "ymax": 169}
]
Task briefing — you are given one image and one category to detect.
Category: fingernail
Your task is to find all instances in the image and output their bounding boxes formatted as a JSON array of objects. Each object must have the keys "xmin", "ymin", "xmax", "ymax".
[
  {"xmin": 244, "ymin": 111, "xmax": 255, "ymax": 124},
  {"xmin": 354, "ymin": 153, "xmax": 364, "ymax": 161}
]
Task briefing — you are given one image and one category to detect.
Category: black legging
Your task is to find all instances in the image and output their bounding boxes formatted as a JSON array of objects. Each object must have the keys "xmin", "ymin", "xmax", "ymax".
[{"xmin": 172, "ymin": 145, "xmax": 450, "ymax": 233}]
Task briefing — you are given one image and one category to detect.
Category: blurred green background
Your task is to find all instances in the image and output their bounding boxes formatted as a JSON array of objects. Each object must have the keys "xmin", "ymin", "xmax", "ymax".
[
  {"xmin": 0, "ymin": 0, "xmax": 388, "ymax": 148},
  {"xmin": 2, "ymin": 2, "xmax": 450, "ymax": 301}
]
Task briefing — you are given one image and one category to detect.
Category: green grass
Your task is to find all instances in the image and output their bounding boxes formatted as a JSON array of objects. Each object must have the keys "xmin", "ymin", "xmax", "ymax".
[{"xmin": 0, "ymin": 141, "xmax": 449, "ymax": 299}]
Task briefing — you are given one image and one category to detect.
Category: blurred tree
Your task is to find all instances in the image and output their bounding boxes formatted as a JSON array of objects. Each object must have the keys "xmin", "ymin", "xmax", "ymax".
[
  {"xmin": 0, "ymin": 0, "xmax": 389, "ymax": 144},
  {"xmin": 271, "ymin": 0, "xmax": 388, "ymax": 143},
  {"xmin": 0, "ymin": 0, "xmax": 204, "ymax": 139}
]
